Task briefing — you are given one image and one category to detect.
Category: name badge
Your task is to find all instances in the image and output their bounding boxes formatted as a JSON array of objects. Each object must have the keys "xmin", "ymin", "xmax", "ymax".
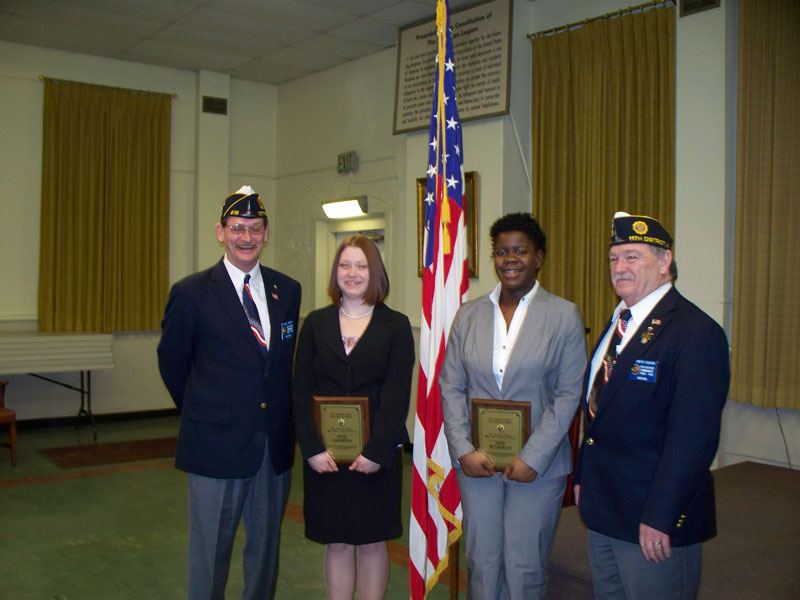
[
  {"xmin": 281, "ymin": 320, "xmax": 295, "ymax": 340},
  {"xmin": 629, "ymin": 359, "xmax": 657, "ymax": 383}
]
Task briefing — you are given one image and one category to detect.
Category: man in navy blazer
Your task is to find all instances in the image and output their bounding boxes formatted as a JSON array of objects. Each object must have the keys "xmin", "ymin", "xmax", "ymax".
[
  {"xmin": 573, "ymin": 213, "xmax": 729, "ymax": 600},
  {"xmin": 158, "ymin": 186, "xmax": 301, "ymax": 600}
]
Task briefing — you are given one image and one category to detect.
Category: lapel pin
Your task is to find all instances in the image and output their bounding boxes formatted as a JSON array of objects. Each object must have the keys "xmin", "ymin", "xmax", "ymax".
[
  {"xmin": 272, "ymin": 284, "xmax": 279, "ymax": 300},
  {"xmin": 642, "ymin": 320, "xmax": 661, "ymax": 343}
]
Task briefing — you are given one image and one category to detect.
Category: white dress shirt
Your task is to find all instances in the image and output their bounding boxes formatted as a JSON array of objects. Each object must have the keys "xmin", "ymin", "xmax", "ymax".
[
  {"xmin": 586, "ymin": 281, "xmax": 672, "ymax": 400},
  {"xmin": 223, "ymin": 257, "xmax": 271, "ymax": 349},
  {"xmin": 488, "ymin": 281, "xmax": 540, "ymax": 389}
]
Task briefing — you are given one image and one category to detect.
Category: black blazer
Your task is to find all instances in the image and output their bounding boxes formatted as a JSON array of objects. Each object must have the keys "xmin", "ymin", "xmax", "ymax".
[
  {"xmin": 157, "ymin": 259, "xmax": 301, "ymax": 478},
  {"xmin": 574, "ymin": 287, "xmax": 730, "ymax": 545},
  {"xmin": 292, "ymin": 303, "xmax": 415, "ymax": 469}
]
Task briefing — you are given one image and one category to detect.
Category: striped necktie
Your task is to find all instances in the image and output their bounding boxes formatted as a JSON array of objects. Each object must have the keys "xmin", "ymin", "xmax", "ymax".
[
  {"xmin": 588, "ymin": 309, "xmax": 631, "ymax": 419},
  {"xmin": 243, "ymin": 274, "xmax": 268, "ymax": 357}
]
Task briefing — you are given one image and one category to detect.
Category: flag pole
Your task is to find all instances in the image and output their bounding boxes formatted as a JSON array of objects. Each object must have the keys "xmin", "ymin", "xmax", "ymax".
[
  {"xmin": 448, "ymin": 542, "xmax": 459, "ymax": 599},
  {"xmin": 409, "ymin": 0, "xmax": 468, "ymax": 597}
]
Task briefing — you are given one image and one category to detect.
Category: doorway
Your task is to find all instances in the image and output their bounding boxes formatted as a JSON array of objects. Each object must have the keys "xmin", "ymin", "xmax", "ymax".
[{"xmin": 314, "ymin": 216, "xmax": 387, "ymax": 309}]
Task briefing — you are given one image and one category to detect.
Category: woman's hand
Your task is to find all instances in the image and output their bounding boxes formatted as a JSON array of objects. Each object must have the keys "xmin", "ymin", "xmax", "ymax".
[
  {"xmin": 349, "ymin": 454, "xmax": 380, "ymax": 474},
  {"xmin": 458, "ymin": 451, "xmax": 496, "ymax": 477},
  {"xmin": 501, "ymin": 457, "xmax": 537, "ymax": 482},
  {"xmin": 308, "ymin": 451, "xmax": 338, "ymax": 473}
]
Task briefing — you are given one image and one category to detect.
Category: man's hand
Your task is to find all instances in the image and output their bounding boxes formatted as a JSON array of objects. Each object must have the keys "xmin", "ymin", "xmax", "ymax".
[
  {"xmin": 574, "ymin": 484, "xmax": 581, "ymax": 507},
  {"xmin": 458, "ymin": 451, "xmax": 496, "ymax": 477},
  {"xmin": 308, "ymin": 451, "xmax": 338, "ymax": 473},
  {"xmin": 501, "ymin": 458, "xmax": 538, "ymax": 482},
  {"xmin": 639, "ymin": 523, "xmax": 671, "ymax": 562}
]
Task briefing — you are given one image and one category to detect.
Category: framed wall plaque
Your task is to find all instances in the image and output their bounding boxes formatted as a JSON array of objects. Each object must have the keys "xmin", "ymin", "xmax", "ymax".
[
  {"xmin": 313, "ymin": 396, "xmax": 370, "ymax": 464},
  {"xmin": 393, "ymin": 0, "xmax": 513, "ymax": 134},
  {"xmin": 470, "ymin": 398, "xmax": 530, "ymax": 470}
]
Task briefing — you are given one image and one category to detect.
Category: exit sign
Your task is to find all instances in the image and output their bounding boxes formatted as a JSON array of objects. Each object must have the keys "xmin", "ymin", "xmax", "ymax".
[{"xmin": 337, "ymin": 151, "xmax": 358, "ymax": 173}]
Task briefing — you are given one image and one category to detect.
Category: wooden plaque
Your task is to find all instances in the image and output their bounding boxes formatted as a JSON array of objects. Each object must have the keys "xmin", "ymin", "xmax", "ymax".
[
  {"xmin": 313, "ymin": 396, "xmax": 370, "ymax": 464},
  {"xmin": 470, "ymin": 398, "xmax": 531, "ymax": 471}
]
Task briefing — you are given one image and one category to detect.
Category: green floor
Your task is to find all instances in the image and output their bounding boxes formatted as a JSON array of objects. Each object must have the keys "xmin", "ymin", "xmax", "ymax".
[{"xmin": 0, "ymin": 415, "xmax": 464, "ymax": 599}]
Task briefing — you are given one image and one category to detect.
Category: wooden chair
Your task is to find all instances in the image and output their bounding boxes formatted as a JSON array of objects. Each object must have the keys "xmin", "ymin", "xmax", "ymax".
[
  {"xmin": 561, "ymin": 326, "xmax": 593, "ymax": 508},
  {"xmin": 561, "ymin": 409, "xmax": 582, "ymax": 507},
  {"xmin": 0, "ymin": 380, "xmax": 16, "ymax": 466}
]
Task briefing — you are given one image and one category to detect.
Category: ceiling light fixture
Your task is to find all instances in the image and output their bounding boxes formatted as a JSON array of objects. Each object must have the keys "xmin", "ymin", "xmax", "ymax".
[{"xmin": 321, "ymin": 196, "xmax": 368, "ymax": 219}]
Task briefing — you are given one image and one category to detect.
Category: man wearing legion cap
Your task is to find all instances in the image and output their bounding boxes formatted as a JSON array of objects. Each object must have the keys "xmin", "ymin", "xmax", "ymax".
[
  {"xmin": 573, "ymin": 213, "xmax": 729, "ymax": 599},
  {"xmin": 158, "ymin": 186, "xmax": 301, "ymax": 599}
]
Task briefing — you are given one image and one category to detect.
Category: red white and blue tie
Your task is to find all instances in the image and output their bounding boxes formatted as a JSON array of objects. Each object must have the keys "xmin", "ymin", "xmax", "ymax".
[
  {"xmin": 243, "ymin": 274, "xmax": 268, "ymax": 357},
  {"xmin": 588, "ymin": 309, "xmax": 631, "ymax": 419}
]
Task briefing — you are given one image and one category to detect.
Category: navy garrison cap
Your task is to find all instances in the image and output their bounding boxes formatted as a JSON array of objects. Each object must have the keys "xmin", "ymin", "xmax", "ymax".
[
  {"xmin": 610, "ymin": 212, "xmax": 672, "ymax": 250},
  {"xmin": 221, "ymin": 185, "xmax": 266, "ymax": 221}
]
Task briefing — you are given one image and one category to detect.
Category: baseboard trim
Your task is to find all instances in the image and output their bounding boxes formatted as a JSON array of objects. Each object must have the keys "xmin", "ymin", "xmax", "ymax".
[
  {"xmin": 717, "ymin": 451, "xmax": 795, "ymax": 470},
  {"xmin": 16, "ymin": 408, "xmax": 179, "ymax": 431}
]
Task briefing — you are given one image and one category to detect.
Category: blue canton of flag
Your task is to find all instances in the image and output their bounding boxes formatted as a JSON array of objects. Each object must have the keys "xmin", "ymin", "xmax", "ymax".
[{"xmin": 422, "ymin": 11, "xmax": 464, "ymax": 272}]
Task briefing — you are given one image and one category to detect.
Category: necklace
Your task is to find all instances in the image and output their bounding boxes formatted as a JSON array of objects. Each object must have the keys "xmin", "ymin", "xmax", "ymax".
[{"xmin": 340, "ymin": 305, "xmax": 374, "ymax": 319}]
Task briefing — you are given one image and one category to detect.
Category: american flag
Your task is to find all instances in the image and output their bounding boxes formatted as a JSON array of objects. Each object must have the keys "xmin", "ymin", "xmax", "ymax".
[{"xmin": 409, "ymin": 1, "xmax": 468, "ymax": 597}]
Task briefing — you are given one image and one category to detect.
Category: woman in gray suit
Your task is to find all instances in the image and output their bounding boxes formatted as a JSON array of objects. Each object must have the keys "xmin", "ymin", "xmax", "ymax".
[{"xmin": 440, "ymin": 213, "xmax": 587, "ymax": 600}]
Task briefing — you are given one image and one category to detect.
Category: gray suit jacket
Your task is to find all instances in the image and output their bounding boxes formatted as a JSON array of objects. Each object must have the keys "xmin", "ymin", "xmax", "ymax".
[{"xmin": 440, "ymin": 285, "xmax": 587, "ymax": 477}]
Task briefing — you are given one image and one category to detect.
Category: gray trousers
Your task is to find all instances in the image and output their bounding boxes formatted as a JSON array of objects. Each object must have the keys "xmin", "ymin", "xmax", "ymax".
[
  {"xmin": 187, "ymin": 443, "xmax": 290, "ymax": 600},
  {"xmin": 587, "ymin": 529, "xmax": 702, "ymax": 600},
  {"xmin": 456, "ymin": 469, "xmax": 567, "ymax": 600}
]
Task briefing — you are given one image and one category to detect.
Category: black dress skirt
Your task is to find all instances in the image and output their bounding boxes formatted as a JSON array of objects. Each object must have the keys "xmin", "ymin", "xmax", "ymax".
[
  {"xmin": 302, "ymin": 448, "xmax": 403, "ymax": 545},
  {"xmin": 292, "ymin": 304, "xmax": 415, "ymax": 545}
]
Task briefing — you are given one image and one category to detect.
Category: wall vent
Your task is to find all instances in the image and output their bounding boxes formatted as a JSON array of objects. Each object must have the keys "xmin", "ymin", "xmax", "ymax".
[
  {"xmin": 680, "ymin": 0, "xmax": 720, "ymax": 18},
  {"xmin": 202, "ymin": 96, "xmax": 228, "ymax": 115}
]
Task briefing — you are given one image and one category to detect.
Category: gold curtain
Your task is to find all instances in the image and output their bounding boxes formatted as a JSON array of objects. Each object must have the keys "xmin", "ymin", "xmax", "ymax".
[
  {"xmin": 731, "ymin": 0, "xmax": 800, "ymax": 410},
  {"xmin": 39, "ymin": 79, "xmax": 171, "ymax": 333},
  {"xmin": 530, "ymin": 3, "xmax": 675, "ymax": 340}
]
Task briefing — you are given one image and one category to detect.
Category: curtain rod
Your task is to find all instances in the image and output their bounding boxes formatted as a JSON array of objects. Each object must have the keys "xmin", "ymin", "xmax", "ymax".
[
  {"xmin": 39, "ymin": 75, "xmax": 177, "ymax": 98},
  {"xmin": 527, "ymin": 0, "xmax": 675, "ymax": 40}
]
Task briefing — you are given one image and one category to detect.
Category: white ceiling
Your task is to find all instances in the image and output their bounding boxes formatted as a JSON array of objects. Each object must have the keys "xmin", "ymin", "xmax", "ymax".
[{"xmin": 0, "ymin": 0, "xmax": 479, "ymax": 84}]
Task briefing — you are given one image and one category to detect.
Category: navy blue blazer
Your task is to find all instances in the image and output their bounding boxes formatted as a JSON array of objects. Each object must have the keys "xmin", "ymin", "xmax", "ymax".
[
  {"xmin": 574, "ymin": 287, "xmax": 729, "ymax": 546},
  {"xmin": 157, "ymin": 259, "xmax": 301, "ymax": 479}
]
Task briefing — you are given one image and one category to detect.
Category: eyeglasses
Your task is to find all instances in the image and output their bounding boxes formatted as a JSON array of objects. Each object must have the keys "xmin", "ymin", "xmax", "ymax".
[{"xmin": 226, "ymin": 223, "xmax": 266, "ymax": 236}]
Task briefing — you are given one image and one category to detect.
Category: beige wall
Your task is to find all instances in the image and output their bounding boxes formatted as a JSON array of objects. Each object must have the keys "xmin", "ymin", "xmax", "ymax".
[
  {"xmin": 0, "ymin": 41, "xmax": 278, "ymax": 418},
  {"xmin": 0, "ymin": 0, "xmax": 797, "ymax": 469}
]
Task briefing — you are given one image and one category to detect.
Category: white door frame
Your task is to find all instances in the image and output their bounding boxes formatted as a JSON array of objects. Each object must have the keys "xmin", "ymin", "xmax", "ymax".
[{"xmin": 314, "ymin": 215, "xmax": 387, "ymax": 309}]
